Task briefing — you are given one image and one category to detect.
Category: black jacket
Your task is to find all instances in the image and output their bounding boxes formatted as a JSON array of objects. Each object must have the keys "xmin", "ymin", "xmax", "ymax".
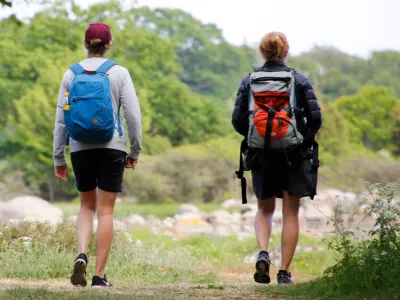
[{"xmin": 231, "ymin": 62, "xmax": 322, "ymax": 144}]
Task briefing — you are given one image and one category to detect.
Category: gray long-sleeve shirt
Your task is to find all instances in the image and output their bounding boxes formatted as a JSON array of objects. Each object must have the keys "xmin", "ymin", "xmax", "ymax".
[{"xmin": 53, "ymin": 57, "xmax": 142, "ymax": 167}]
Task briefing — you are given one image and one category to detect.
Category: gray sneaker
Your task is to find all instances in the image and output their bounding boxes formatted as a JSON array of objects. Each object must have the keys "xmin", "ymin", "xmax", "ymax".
[
  {"xmin": 277, "ymin": 270, "xmax": 294, "ymax": 284},
  {"xmin": 254, "ymin": 251, "xmax": 271, "ymax": 284}
]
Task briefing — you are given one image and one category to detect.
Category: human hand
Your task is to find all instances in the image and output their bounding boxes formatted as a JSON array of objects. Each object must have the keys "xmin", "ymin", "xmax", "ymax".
[
  {"xmin": 125, "ymin": 156, "xmax": 138, "ymax": 169},
  {"xmin": 55, "ymin": 164, "xmax": 68, "ymax": 181}
]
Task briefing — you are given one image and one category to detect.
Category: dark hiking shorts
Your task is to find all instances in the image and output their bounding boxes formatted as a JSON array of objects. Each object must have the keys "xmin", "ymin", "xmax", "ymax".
[
  {"xmin": 71, "ymin": 148, "xmax": 126, "ymax": 193},
  {"xmin": 251, "ymin": 148, "xmax": 314, "ymax": 199}
]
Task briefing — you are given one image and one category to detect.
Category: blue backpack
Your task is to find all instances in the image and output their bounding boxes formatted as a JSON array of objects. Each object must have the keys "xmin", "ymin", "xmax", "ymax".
[{"xmin": 64, "ymin": 60, "xmax": 123, "ymax": 144}]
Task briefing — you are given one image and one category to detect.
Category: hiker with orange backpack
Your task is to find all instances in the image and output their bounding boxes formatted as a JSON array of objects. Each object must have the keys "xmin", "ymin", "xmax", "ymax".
[
  {"xmin": 232, "ymin": 32, "xmax": 322, "ymax": 284},
  {"xmin": 53, "ymin": 22, "xmax": 142, "ymax": 287}
]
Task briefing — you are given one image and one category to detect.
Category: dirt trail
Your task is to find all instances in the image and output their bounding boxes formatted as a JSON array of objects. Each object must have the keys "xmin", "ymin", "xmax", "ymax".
[
  {"xmin": 0, "ymin": 270, "xmax": 314, "ymax": 299},
  {"xmin": 0, "ymin": 278, "xmax": 289, "ymax": 299}
]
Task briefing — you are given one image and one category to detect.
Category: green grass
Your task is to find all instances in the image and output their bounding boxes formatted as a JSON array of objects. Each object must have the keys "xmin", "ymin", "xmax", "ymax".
[
  {"xmin": 129, "ymin": 227, "xmax": 336, "ymax": 276},
  {"xmin": 55, "ymin": 202, "xmax": 241, "ymax": 219},
  {"xmin": 0, "ymin": 221, "xmax": 334, "ymax": 286}
]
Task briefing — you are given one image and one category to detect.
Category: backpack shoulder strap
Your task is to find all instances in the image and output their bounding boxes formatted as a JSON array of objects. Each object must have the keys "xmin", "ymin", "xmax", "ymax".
[
  {"xmin": 70, "ymin": 63, "xmax": 84, "ymax": 75},
  {"xmin": 96, "ymin": 60, "xmax": 118, "ymax": 74}
]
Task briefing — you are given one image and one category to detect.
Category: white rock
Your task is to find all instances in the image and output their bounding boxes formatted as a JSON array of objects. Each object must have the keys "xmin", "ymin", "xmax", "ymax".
[
  {"xmin": 207, "ymin": 210, "xmax": 232, "ymax": 225},
  {"xmin": 125, "ymin": 214, "xmax": 146, "ymax": 226},
  {"xmin": 221, "ymin": 199, "xmax": 242, "ymax": 209},
  {"xmin": 172, "ymin": 214, "xmax": 213, "ymax": 238},
  {"xmin": 145, "ymin": 215, "xmax": 163, "ymax": 228},
  {"xmin": 175, "ymin": 212, "xmax": 203, "ymax": 222},
  {"xmin": 0, "ymin": 196, "xmax": 63, "ymax": 218},
  {"xmin": 176, "ymin": 204, "xmax": 200, "ymax": 215},
  {"xmin": 163, "ymin": 217, "xmax": 176, "ymax": 228},
  {"xmin": 0, "ymin": 196, "xmax": 63, "ymax": 225}
]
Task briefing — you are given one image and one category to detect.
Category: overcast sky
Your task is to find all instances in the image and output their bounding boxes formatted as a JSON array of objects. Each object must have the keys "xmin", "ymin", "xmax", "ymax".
[{"xmin": 1, "ymin": 0, "xmax": 398, "ymax": 58}]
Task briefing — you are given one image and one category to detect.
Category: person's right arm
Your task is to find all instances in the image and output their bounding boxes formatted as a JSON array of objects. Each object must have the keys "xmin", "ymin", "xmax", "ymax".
[
  {"xmin": 119, "ymin": 68, "xmax": 142, "ymax": 160},
  {"xmin": 232, "ymin": 75, "xmax": 251, "ymax": 136}
]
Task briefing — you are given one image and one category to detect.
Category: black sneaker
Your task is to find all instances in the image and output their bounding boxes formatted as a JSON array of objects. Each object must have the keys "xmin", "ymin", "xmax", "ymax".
[
  {"xmin": 70, "ymin": 253, "xmax": 88, "ymax": 287},
  {"xmin": 277, "ymin": 270, "xmax": 294, "ymax": 284},
  {"xmin": 254, "ymin": 251, "xmax": 271, "ymax": 284},
  {"xmin": 92, "ymin": 274, "xmax": 113, "ymax": 287}
]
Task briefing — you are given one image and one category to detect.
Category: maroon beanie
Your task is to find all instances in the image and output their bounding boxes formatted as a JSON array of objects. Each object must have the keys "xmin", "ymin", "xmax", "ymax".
[{"xmin": 85, "ymin": 22, "xmax": 112, "ymax": 45}]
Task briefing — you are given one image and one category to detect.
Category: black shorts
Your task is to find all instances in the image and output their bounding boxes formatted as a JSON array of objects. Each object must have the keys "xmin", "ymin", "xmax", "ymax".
[
  {"xmin": 71, "ymin": 148, "xmax": 126, "ymax": 193},
  {"xmin": 251, "ymin": 148, "xmax": 314, "ymax": 199}
]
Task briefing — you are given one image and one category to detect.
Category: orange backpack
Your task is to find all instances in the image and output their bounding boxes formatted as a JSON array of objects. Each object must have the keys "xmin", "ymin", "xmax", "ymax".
[{"xmin": 247, "ymin": 69, "xmax": 303, "ymax": 150}]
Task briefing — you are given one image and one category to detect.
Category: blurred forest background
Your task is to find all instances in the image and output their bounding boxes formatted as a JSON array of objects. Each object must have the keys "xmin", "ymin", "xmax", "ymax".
[{"xmin": 1, "ymin": 0, "xmax": 399, "ymax": 203}]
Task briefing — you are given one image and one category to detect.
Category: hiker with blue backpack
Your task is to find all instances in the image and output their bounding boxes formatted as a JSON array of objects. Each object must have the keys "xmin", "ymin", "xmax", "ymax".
[
  {"xmin": 233, "ymin": 32, "xmax": 322, "ymax": 284},
  {"xmin": 53, "ymin": 22, "xmax": 142, "ymax": 287}
]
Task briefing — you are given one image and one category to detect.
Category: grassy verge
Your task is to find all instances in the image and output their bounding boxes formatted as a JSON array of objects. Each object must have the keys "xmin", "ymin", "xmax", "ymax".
[{"xmin": 0, "ymin": 221, "xmax": 333, "ymax": 285}]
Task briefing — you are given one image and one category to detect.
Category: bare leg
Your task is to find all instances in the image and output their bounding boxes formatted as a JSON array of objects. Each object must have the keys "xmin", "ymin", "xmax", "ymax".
[
  {"xmin": 95, "ymin": 189, "xmax": 117, "ymax": 278},
  {"xmin": 76, "ymin": 189, "xmax": 97, "ymax": 254},
  {"xmin": 281, "ymin": 191, "xmax": 301, "ymax": 271},
  {"xmin": 255, "ymin": 197, "xmax": 276, "ymax": 251}
]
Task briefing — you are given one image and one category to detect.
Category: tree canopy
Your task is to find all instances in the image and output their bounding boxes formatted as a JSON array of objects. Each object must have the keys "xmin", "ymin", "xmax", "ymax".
[{"xmin": 0, "ymin": 0, "xmax": 399, "ymax": 201}]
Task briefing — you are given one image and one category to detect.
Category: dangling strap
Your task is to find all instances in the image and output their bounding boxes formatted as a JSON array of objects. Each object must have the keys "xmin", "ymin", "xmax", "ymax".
[
  {"xmin": 235, "ymin": 139, "xmax": 248, "ymax": 204},
  {"xmin": 309, "ymin": 141, "xmax": 320, "ymax": 200}
]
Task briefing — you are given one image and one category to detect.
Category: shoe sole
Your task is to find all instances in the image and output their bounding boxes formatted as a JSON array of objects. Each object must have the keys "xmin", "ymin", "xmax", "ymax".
[
  {"xmin": 70, "ymin": 259, "xmax": 87, "ymax": 287},
  {"xmin": 254, "ymin": 260, "xmax": 271, "ymax": 284}
]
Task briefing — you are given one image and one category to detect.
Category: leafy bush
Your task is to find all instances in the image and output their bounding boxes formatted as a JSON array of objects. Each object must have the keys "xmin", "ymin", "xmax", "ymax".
[
  {"xmin": 319, "ymin": 153, "xmax": 400, "ymax": 192},
  {"xmin": 303, "ymin": 183, "xmax": 400, "ymax": 299},
  {"xmin": 123, "ymin": 135, "xmax": 250, "ymax": 203}
]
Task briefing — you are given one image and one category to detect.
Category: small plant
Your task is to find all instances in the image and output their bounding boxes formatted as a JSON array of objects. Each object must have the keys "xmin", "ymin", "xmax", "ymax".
[{"xmin": 312, "ymin": 182, "xmax": 400, "ymax": 299}]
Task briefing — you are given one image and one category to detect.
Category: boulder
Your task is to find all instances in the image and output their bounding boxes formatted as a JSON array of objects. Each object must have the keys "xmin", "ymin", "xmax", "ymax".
[
  {"xmin": 221, "ymin": 199, "xmax": 242, "ymax": 209},
  {"xmin": 124, "ymin": 214, "xmax": 146, "ymax": 226},
  {"xmin": 172, "ymin": 214, "xmax": 213, "ymax": 238},
  {"xmin": 0, "ymin": 196, "xmax": 63, "ymax": 225},
  {"xmin": 176, "ymin": 203, "xmax": 201, "ymax": 215}
]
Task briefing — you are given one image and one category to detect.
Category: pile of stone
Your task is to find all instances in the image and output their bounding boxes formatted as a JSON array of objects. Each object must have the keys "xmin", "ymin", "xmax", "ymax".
[{"xmin": 0, "ymin": 188, "xmax": 379, "ymax": 240}]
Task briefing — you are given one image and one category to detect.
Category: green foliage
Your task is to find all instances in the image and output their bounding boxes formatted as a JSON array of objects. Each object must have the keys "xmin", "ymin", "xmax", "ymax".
[
  {"xmin": 123, "ymin": 136, "xmax": 244, "ymax": 203},
  {"xmin": 311, "ymin": 183, "xmax": 400, "ymax": 299},
  {"xmin": 289, "ymin": 46, "xmax": 400, "ymax": 100},
  {"xmin": 6, "ymin": 57, "xmax": 77, "ymax": 200},
  {"xmin": 316, "ymin": 98, "xmax": 352, "ymax": 164},
  {"xmin": 335, "ymin": 85, "xmax": 399, "ymax": 151},
  {"xmin": 319, "ymin": 151, "xmax": 400, "ymax": 192},
  {"xmin": 1, "ymin": 0, "xmax": 400, "ymax": 201},
  {"xmin": 132, "ymin": 7, "xmax": 255, "ymax": 100}
]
